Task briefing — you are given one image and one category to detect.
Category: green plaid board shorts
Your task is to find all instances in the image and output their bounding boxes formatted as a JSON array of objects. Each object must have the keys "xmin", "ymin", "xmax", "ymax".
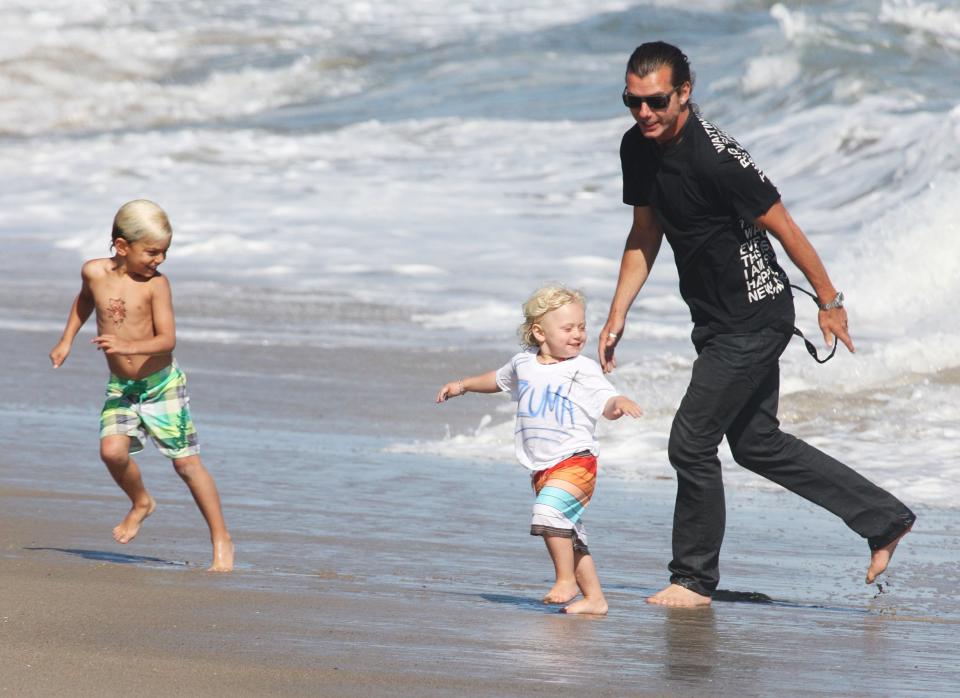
[{"xmin": 99, "ymin": 360, "xmax": 199, "ymax": 459}]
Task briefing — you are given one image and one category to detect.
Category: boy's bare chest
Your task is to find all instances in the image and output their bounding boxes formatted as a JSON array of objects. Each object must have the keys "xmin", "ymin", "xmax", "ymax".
[{"xmin": 91, "ymin": 278, "xmax": 152, "ymax": 329}]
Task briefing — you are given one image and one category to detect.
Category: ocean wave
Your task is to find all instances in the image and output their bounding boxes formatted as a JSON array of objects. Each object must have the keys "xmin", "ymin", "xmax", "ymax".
[
  {"xmin": 4, "ymin": 0, "xmax": 957, "ymax": 505},
  {"xmin": 0, "ymin": 0, "xmax": 645, "ymax": 136},
  {"xmin": 880, "ymin": 0, "xmax": 960, "ymax": 49},
  {"xmin": 388, "ymin": 365, "xmax": 960, "ymax": 508}
]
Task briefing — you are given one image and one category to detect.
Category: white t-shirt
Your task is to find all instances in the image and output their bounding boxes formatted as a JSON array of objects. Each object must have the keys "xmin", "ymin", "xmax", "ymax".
[{"xmin": 495, "ymin": 351, "xmax": 619, "ymax": 471}]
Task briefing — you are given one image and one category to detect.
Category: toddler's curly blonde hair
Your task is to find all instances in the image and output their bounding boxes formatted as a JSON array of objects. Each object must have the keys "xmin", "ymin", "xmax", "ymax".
[{"xmin": 518, "ymin": 284, "xmax": 586, "ymax": 349}]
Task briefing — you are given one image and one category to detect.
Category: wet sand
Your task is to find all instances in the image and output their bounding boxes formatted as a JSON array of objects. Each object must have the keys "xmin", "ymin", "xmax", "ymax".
[
  {"xmin": 3, "ymin": 327, "xmax": 960, "ymax": 696},
  {"xmin": 4, "ymin": 478, "xmax": 959, "ymax": 697}
]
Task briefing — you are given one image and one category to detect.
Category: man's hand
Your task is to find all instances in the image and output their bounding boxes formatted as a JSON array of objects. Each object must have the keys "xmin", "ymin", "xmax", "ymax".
[
  {"xmin": 598, "ymin": 320, "xmax": 624, "ymax": 374},
  {"xmin": 755, "ymin": 201, "xmax": 855, "ymax": 355},
  {"xmin": 818, "ymin": 307, "xmax": 855, "ymax": 353},
  {"xmin": 600, "ymin": 207, "xmax": 662, "ymax": 374}
]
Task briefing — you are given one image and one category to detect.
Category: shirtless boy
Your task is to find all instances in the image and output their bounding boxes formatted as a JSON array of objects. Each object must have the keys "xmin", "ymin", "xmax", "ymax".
[{"xmin": 50, "ymin": 199, "xmax": 234, "ymax": 572}]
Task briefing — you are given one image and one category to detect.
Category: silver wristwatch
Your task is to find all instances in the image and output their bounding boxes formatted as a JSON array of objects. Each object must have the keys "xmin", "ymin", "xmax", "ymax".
[{"xmin": 818, "ymin": 291, "xmax": 844, "ymax": 311}]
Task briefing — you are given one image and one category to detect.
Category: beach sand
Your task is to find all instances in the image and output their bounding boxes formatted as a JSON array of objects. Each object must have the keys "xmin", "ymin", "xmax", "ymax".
[{"xmin": 2, "ymin": 327, "xmax": 959, "ymax": 696}]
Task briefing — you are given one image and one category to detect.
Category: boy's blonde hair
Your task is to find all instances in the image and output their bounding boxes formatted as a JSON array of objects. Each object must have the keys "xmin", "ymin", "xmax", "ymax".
[
  {"xmin": 111, "ymin": 199, "xmax": 172, "ymax": 246},
  {"xmin": 518, "ymin": 284, "xmax": 586, "ymax": 349}
]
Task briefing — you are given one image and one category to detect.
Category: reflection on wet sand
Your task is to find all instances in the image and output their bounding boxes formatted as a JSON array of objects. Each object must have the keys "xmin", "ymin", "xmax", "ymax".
[{"xmin": 662, "ymin": 607, "xmax": 718, "ymax": 684}]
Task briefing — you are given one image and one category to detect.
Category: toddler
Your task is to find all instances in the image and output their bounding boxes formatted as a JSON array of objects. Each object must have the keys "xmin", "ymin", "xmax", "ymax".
[{"xmin": 437, "ymin": 285, "xmax": 641, "ymax": 614}]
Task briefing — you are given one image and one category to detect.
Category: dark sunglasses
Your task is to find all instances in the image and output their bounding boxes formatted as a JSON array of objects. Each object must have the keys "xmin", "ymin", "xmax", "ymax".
[
  {"xmin": 791, "ymin": 285, "xmax": 837, "ymax": 364},
  {"xmin": 622, "ymin": 86, "xmax": 679, "ymax": 111}
]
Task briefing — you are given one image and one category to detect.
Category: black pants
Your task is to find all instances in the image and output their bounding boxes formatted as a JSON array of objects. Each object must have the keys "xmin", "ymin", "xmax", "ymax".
[{"xmin": 667, "ymin": 325, "xmax": 915, "ymax": 597}]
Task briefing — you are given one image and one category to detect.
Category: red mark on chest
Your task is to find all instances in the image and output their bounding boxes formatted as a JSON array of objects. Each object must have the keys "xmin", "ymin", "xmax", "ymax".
[{"xmin": 107, "ymin": 298, "xmax": 126, "ymax": 326}]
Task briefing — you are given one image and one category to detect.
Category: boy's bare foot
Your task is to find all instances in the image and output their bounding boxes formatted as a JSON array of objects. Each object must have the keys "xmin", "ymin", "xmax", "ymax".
[
  {"xmin": 562, "ymin": 597, "xmax": 608, "ymax": 615},
  {"xmin": 208, "ymin": 536, "xmax": 234, "ymax": 572},
  {"xmin": 112, "ymin": 496, "xmax": 156, "ymax": 544},
  {"xmin": 866, "ymin": 525, "xmax": 912, "ymax": 584},
  {"xmin": 543, "ymin": 580, "xmax": 579, "ymax": 604},
  {"xmin": 646, "ymin": 583, "xmax": 712, "ymax": 607}
]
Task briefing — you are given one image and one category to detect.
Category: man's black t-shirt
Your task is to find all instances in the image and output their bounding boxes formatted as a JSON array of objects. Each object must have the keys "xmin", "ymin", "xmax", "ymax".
[{"xmin": 621, "ymin": 112, "xmax": 795, "ymax": 333}]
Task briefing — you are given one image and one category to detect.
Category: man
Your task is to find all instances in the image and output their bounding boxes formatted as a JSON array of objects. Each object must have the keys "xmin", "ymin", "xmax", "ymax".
[{"xmin": 600, "ymin": 41, "xmax": 915, "ymax": 608}]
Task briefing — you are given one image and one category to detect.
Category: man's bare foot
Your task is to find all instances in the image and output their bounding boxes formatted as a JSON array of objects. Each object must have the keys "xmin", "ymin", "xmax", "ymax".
[
  {"xmin": 208, "ymin": 536, "xmax": 234, "ymax": 572},
  {"xmin": 646, "ymin": 583, "xmax": 711, "ymax": 607},
  {"xmin": 543, "ymin": 580, "xmax": 579, "ymax": 604},
  {"xmin": 112, "ymin": 496, "xmax": 156, "ymax": 544},
  {"xmin": 562, "ymin": 597, "xmax": 608, "ymax": 615},
  {"xmin": 866, "ymin": 525, "xmax": 912, "ymax": 584}
]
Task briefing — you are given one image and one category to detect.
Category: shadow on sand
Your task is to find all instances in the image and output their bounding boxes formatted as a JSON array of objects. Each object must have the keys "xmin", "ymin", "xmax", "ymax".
[
  {"xmin": 713, "ymin": 589, "xmax": 774, "ymax": 603},
  {"xmin": 479, "ymin": 589, "xmax": 775, "ymax": 610},
  {"xmin": 24, "ymin": 547, "xmax": 186, "ymax": 566},
  {"xmin": 479, "ymin": 593, "xmax": 561, "ymax": 612}
]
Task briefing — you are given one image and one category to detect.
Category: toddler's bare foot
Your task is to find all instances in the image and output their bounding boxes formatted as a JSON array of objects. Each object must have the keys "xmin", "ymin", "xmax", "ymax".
[
  {"xmin": 647, "ymin": 583, "xmax": 711, "ymax": 607},
  {"xmin": 543, "ymin": 580, "xmax": 579, "ymax": 604},
  {"xmin": 562, "ymin": 597, "xmax": 608, "ymax": 615},
  {"xmin": 866, "ymin": 525, "xmax": 912, "ymax": 584},
  {"xmin": 112, "ymin": 496, "xmax": 156, "ymax": 544},
  {"xmin": 208, "ymin": 536, "xmax": 234, "ymax": 572}
]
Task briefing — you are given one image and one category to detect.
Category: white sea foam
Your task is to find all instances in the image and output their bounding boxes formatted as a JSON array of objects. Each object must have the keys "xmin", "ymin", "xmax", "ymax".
[
  {"xmin": 769, "ymin": 4, "xmax": 812, "ymax": 42},
  {"xmin": 782, "ymin": 168, "xmax": 960, "ymax": 393},
  {"xmin": 390, "ymin": 361, "xmax": 959, "ymax": 507},
  {"xmin": 0, "ymin": 0, "xmax": 643, "ymax": 136},
  {"xmin": 413, "ymin": 302, "xmax": 520, "ymax": 331},
  {"xmin": 559, "ymin": 256, "xmax": 620, "ymax": 272},
  {"xmin": 740, "ymin": 54, "xmax": 802, "ymax": 94},
  {"xmin": 880, "ymin": 0, "xmax": 960, "ymax": 48},
  {"xmin": 392, "ymin": 264, "xmax": 448, "ymax": 277}
]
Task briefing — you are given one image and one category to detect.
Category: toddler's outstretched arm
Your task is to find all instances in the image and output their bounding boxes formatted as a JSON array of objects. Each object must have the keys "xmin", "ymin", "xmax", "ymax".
[
  {"xmin": 436, "ymin": 370, "xmax": 501, "ymax": 403},
  {"xmin": 603, "ymin": 395, "xmax": 643, "ymax": 420}
]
